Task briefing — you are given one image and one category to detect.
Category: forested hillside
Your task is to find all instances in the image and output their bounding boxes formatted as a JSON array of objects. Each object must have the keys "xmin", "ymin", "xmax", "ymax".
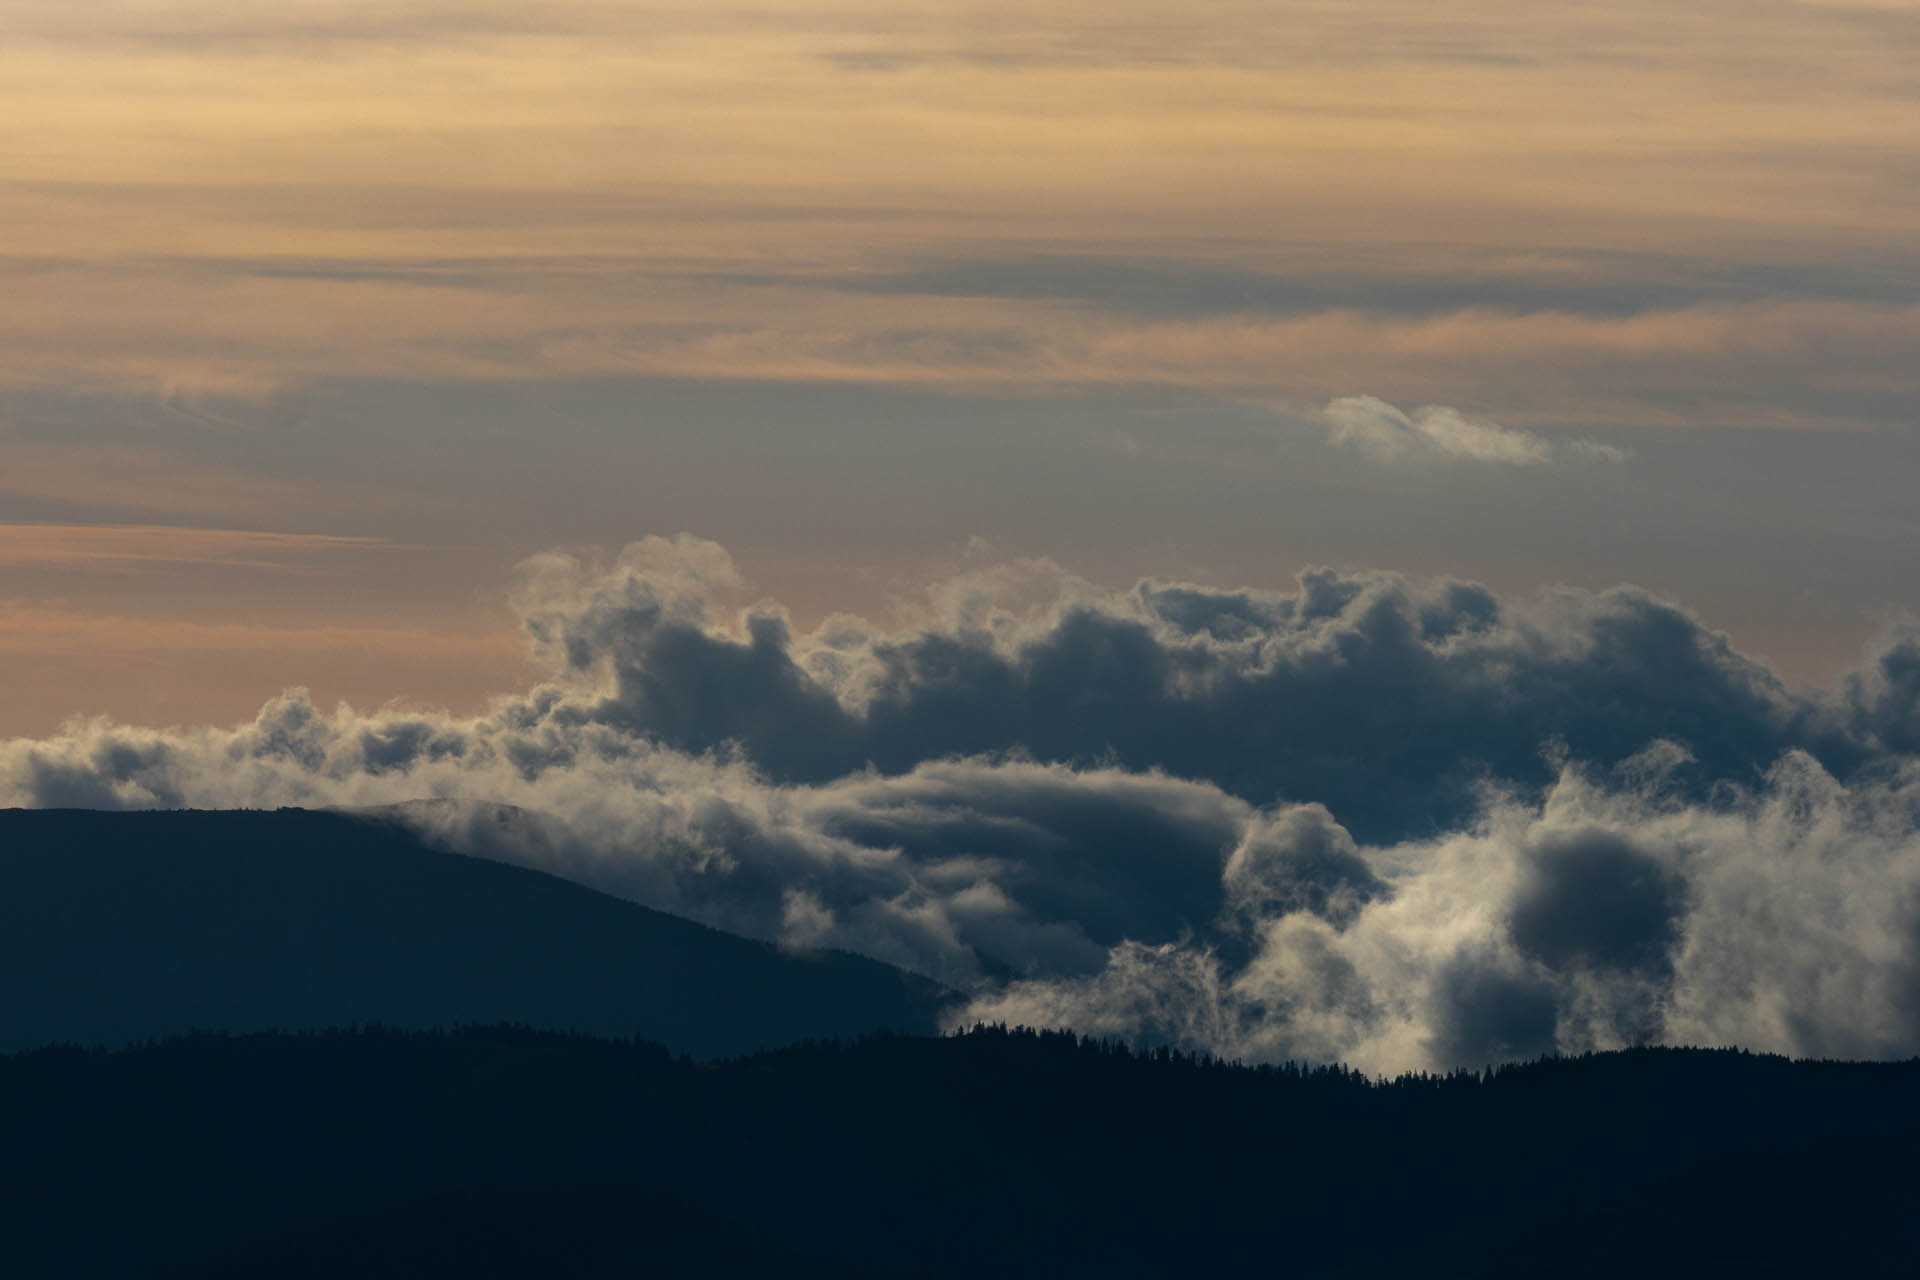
[{"xmin": 4, "ymin": 1026, "xmax": 1914, "ymax": 1277}]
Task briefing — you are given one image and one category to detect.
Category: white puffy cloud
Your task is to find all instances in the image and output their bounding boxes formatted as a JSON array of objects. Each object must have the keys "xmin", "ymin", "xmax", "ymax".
[{"xmin": 1324, "ymin": 395, "xmax": 1627, "ymax": 466}]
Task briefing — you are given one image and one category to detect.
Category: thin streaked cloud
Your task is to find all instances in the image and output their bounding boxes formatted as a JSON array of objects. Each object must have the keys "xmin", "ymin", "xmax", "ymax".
[
  {"xmin": 0, "ymin": 523, "xmax": 388, "ymax": 573},
  {"xmin": 0, "ymin": 600, "xmax": 515, "ymax": 659},
  {"xmin": 0, "ymin": 0, "xmax": 1914, "ymax": 425}
]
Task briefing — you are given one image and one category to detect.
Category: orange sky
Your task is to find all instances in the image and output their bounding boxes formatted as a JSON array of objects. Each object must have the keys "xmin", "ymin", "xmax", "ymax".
[{"xmin": 3, "ymin": 1, "xmax": 1918, "ymax": 733}]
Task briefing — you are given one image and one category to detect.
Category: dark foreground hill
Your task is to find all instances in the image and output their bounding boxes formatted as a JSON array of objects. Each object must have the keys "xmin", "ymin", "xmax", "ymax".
[
  {"xmin": 0, "ymin": 808, "xmax": 949, "ymax": 1057},
  {"xmin": 3, "ymin": 1026, "xmax": 1915, "ymax": 1278}
]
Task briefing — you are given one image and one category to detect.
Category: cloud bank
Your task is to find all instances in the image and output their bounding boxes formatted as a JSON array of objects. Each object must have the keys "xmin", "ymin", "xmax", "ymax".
[{"xmin": 7, "ymin": 535, "xmax": 1920, "ymax": 1073}]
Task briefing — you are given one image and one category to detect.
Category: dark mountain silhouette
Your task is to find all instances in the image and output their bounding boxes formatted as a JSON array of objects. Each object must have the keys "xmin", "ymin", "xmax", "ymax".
[
  {"xmin": 184, "ymin": 1186, "xmax": 902, "ymax": 1279},
  {"xmin": 3, "ymin": 1026, "xmax": 1915, "ymax": 1278},
  {"xmin": 0, "ymin": 808, "xmax": 950, "ymax": 1058}
]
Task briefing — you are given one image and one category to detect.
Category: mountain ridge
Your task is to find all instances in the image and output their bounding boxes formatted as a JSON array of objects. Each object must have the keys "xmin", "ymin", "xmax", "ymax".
[
  {"xmin": 0, "ymin": 807, "xmax": 951, "ymax": 1058},
  {"xmin": 5, "ymin": 1024, "xmax": 1916, "ymax": 1278}
]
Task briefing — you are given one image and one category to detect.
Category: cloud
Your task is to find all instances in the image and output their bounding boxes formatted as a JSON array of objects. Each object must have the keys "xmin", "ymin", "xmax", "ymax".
[
  {"xmin": 7, "ymin": 0, "xmax": 1916, "ymax": 442},
  {"xmin": 850, "ymin": 249, "xmax": 1920, "ymax": 319},
  {"xmin": 490, "ymin": 537, "xmax": 1904, "ymax": 843},
  {"xmin": 0, "ymin": 696, "xmax": 1245, "ymax": 988},
  {"xmin": 0, "ymin": 603, "xmax": 520, "ymax": 661},
  {"xmin": 5, "ymin": 535, "xmax": 1920, "ymax": 1072},
  {"xmin": 1323, "ymin": 395, "xmax": 1626, "ymax": 466},
  {"xmin": 0, "ymin": 522, "xmax": 385, "ymax": 573},
  {"xmin": 1508, "ymin": 827, "xmax": 1683, "ymax": 977},
  {"xmin": 963, "ymin": 751, "xmax": 1920, "ymax": 1073}
]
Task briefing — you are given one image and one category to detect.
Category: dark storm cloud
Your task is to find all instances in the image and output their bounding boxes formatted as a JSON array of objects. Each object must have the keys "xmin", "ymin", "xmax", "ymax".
[
  {"xmin": 1509, "ymin": 829, "xmax": 1683, "ymax": 977},
  {"xmin": 505, "ymin": 538, "xmax": 1896, "ymax": 843},
  {"xmin": 1424, "ymin": 956, "xmax": 1562, "ymax": 1068},
  {"xmin": 972, "ymin": 751, "xmax": 1920, "ymax": 1071},
  {"xmin": 7, "ymin": 537, "xmax": 1920, "ymax": 1072},
  {"xmin": 1222, "ymin": 804, "xmax": 1386, "ymax": 932},
  {"xmin": 1847, "ymin": 632, "xmax": 1920, "ymax": 756}
]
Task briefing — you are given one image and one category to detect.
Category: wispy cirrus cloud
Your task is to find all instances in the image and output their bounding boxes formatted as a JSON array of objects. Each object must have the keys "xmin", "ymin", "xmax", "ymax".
[
  {"xmin": 0, "ymin": 601, "xmax": 517, "ymax": 660},
  {"xmin": 0, "ymin": 522, "xmax": 387, "ymax": 573},
  {"xmin": 2, "ymin": 0, "xmax": 1916, "ymax": 433}
]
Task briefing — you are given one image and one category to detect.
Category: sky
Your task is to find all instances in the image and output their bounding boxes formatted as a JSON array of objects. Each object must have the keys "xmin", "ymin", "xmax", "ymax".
[
  {"xmin": 5, "ymin": 1, "xmax": 1920, "ymax": 1070},
  {"xmin": 5, "ymin": 0, "xmax": 1920, "ymax": 732}
]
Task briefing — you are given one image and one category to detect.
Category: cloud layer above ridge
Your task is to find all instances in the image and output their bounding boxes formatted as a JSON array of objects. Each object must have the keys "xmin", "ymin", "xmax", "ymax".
[{"xmin": 8, "ymin": 535, "xmax": 1920, "ymax": 1073}]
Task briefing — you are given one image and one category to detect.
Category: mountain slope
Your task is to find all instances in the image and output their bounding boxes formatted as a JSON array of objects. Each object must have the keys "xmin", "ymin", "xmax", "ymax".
[{"xmin": 0, "ymin": 808, "xmax": 950, "ymax": 1058}]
